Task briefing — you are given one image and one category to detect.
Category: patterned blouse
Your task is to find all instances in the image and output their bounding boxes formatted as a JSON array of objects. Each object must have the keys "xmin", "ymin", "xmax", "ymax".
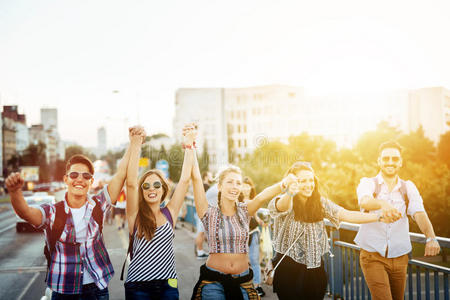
[
  {"xmin": 201, "ymin": 202, "xmax": 250, "ymax": 254},
  {"xmin": 268, "ymin": 195, "xmax": 343, "ymax": 269}
]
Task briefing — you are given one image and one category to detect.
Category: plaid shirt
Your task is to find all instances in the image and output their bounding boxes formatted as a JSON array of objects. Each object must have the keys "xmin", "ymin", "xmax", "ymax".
[{"xmin": 36, "ymin": 185, "xmax": 114, "ymax": 294}]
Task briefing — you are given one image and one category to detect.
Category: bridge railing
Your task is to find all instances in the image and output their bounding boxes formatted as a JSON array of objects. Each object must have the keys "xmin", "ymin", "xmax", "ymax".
[
  {"xmin": 183, "ymin": 199, "xmax": 449, "ymax": 300},
  {"xmin": 325, "ymin": 220, "xmax": 450, "ymax": 300}
]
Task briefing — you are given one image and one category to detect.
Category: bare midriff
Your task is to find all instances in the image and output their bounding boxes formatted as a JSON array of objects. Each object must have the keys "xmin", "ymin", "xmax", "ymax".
[{"xmin": 206, "ymin": 253, "xmax": 249, "ymax": 274}]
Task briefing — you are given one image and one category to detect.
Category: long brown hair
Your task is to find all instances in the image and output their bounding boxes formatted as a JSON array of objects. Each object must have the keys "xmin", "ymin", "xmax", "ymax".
[
  {"xmin": 240, "ymin": 176, "xmax": 256, "ymax": 201},
  {"xmin": 285, "ymin": 161, "xmax": 324, "ymax": 223},
  {"xmin": 136, "ymin": 169, "xmax": 169, "ymax": 240}
]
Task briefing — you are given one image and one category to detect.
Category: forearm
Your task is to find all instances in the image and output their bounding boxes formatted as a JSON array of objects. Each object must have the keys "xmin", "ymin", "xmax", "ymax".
[
  {"xmin": 108, "ymin": 146, "xmax": 132, "ymax": 204},
  {"xmin": 338, "ymin": 209, "xmax": 379, "ymax": 224},
  {"xmin": 191, "ymin": 150, "xmax": 207, "ymax": 217},
  {"xmin": 414, "ymin": 212, "xmax": 436, "ymax": 238},
  {"xmin": 168, "ymin": 149, "xmax": 193, "ymax": 213},
  {"xmin": 360, "ymin": 195, "xmax": 385, "ymax": 211},
  {"xmin": 11, "ymin": 191, "xmax": 42, "ymax": 226},
  {"xmin": 275, "ymin": 193, "xmax": 292, "ymax": 212},
  {"xmin": 126, "ymin": 142, "xmax": 141, "ymax": 215}
]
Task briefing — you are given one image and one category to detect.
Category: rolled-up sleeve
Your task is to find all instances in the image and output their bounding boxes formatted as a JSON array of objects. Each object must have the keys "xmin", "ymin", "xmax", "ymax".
[
  {"xmin": 33, "ymin": 203, "xmax": 54, "ymax": 230},
  {"xmin": 356, "ymin": 177, "xmax": 375, "ymax": 206},
  {"xmin": 406, "ymin": 180, "xmax": 425, "ymax": 216},
  {"xmin": 94, "ymin": 184, "xmax": 113, "ymax": 212},
  {"xmin": 268, "ymin": 195, "xmax": 292, "ymax": 218}
]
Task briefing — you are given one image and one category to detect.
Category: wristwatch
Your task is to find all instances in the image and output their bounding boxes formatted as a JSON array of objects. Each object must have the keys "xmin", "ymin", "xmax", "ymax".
[{"xmin": 426, "ymin": 237, "xmax": 438, "ymax": 243}]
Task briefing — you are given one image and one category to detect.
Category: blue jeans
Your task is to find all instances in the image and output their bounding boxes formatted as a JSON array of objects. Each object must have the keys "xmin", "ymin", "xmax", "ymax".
[
  {"xmin": 248, "ymin": 231, "xmax": 261, "ymax": 285},
  {"xmin": 125, "ymin": 280, "xmax": 179, "ymax": 300},
  {"xmin": 51, "ymin": 283, "xmax": 109, "ymax": 300},
  {"xmin": 201, "ymin": 266, "xmax": 250, "ymax": 300}
]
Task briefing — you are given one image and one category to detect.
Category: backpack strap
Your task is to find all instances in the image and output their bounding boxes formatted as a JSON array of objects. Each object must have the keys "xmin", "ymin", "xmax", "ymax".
[
  {"xmin": 44, "ymin": 201, "xmax": 68, "ymax": 280},
  {"xmin": 91, "ymin": 197, "xmax": 104, "ymax": 234},
  {"xmin": 372, "ymin": 177, "xmax": 381, "ymax": 199},
  {"xmin": 399, "ymin": 179, "xmax": 410, "ymax": 215},
  {"xmin": 161, "ymin": 206, "xmax": 174, "ymax": 228}
]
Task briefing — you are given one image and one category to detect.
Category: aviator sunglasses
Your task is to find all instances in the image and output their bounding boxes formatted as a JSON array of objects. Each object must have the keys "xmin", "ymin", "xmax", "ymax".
[
  {"xmin": 381, "ymin": 156, "xmax": 400, "ymax": 163},
  {"xmin": 68, "ymin": 172, "xmax": 93, "ymax": 180},
  {"xmin": 141, "ymin": 181, "xmax": 162, "ymax": 190}
]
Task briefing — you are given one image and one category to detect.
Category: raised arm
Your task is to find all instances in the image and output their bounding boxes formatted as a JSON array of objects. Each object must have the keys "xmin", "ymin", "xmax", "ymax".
[
  {"xmin": 166, "ymin": 124, "xmax": 195, "ymax": 224},
  {"xmin": 190, "ymin": 126, "xmax": 208, "ymax": 218},
  {"xmin": 108, "ymin": 141, "xmax": 132, "ymax": 205},
  {"xmin": 6, "ymin": 173, "xmax": 42, "ymax": 227},
  {"xmin": 126, "ymin": 127, "xmax": 145, "ymax": 232},
  {"xmin": 247, "ymin": 174, "xmax": 297, "ymax": 216}
]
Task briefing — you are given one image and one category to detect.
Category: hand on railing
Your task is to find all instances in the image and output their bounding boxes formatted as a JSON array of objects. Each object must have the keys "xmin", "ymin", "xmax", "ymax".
[{"xmin": 424, "ymin": 238, "xmax": 441, "ymax": 256}]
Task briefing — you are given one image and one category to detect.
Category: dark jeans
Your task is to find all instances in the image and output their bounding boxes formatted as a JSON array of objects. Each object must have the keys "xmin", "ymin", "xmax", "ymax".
[
  {"xmin": 125, "ymin": 280, "xmax": 179, "ymax": 300},
  {"xmin": 51, "ymin": 283, "xmax": 109, "ymax": 300}
]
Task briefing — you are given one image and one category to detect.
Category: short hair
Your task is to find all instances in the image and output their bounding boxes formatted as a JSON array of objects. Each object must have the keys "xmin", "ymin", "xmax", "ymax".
[
  {"xmin": 66, "ymin": 154, "xmax": 94, "ymax": 175},
  {"xmin": 378, "ymin": 141, "xmax": 403, "ymax": 156}
]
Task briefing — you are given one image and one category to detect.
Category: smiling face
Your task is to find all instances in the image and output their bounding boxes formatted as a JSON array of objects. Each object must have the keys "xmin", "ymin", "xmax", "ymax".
[
  {"xmin": 64, "ymin": 163, "xmax": 93, "ymax": 198},
  {"xmin": 294, "ymin": 169, "xmax": 315, "ymax": 199},
  {"xmin": 378, "ymin": 147, "xmax": 402, "ymax": 178},
  {"xmin": 141, "ymin": 173, "xmax": 165, "ymax": 204},
  {"xmin": 218, "ymin": 171, "xmax": 242, "ymax": 202}
]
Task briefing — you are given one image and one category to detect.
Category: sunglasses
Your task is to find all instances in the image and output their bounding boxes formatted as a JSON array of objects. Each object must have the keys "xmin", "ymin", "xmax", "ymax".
[
  {"xmin": 381, "ymin": 156, "xmax": 401, "ymax": 163},
  {"xmin": 141, "ymin": 181, "xmax": 162, "ymax": 190},
  {"xmin": 68, "ymin": 172, "xmax": 93, "ymax": 180}
]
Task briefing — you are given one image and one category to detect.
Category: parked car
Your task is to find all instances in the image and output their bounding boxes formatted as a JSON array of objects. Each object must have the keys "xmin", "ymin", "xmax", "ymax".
[{"xmin": 16, "ymin": 192, "xmax": 56, "ymax": 232}]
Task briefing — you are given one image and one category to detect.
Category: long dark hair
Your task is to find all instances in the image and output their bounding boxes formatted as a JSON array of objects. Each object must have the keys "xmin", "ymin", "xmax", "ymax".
[
  {"xmin": 285, "ymin": 161, "xmax": 324, "ymax": 223},
  {"xmin": 240, "ymin": 176, "xmax": 256, "ymax": 201},
  {"xmin": 136, "ymin": 169, "xmax": 169, "ymax": 240}
]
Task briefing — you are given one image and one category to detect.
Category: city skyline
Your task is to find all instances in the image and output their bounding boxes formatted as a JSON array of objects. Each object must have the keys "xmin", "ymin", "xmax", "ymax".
[{"xmin": 1, "ymin": 0, "xmax": 450, "ymax": 147}]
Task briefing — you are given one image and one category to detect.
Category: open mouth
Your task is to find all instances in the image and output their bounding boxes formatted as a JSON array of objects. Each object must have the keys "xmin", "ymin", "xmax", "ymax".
[
  {"xmin": 148, "ymin": 192, "xmax": 158, "ymax": 199},
  {"xmin": 73, "ymin": 184, "xmax": 85, "ymax": 190}
]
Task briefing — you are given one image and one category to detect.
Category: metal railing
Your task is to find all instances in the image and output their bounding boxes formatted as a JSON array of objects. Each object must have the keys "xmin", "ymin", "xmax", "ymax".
[
  {"xmin": 183, "ymin": 199, "xmax": 449, "ymax": 300},
  {"xmin": 325, "ymin": 220, "xmax": 450, "ymax": 300}
]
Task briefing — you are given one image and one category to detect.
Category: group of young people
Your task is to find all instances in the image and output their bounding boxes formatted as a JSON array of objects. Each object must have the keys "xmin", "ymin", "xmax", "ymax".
[{"xmin": 6, "ymin": 124, "xmax": 440, "ymax": 300}]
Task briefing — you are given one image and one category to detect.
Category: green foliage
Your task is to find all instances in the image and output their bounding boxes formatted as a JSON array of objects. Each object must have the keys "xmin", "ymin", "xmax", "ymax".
[{"xmin": 239, "ymin": 125, "xmax": 450, "ymax": 238}]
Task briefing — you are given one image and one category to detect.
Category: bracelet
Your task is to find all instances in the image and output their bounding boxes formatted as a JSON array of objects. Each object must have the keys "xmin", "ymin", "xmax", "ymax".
[
  {"xmin": 182, "ymin": 142, "xmax": 196, "ymax": 149},
  {"xmin": 426, "ymin": 237, "xmax": 438, "ymax": 243}
]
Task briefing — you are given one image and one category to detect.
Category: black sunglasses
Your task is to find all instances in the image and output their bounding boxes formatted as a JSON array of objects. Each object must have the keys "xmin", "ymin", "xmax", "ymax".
[
  {"xmin": 68, "ymin": 172, "xmax": 93, "ymax": 180},
  {"xmin": 381, "ymin": 156, "xmax": 400, "ymax": 163},
  {"xmin": 141, "ymin": 181, "xmax": 162, "ymax": 190}
]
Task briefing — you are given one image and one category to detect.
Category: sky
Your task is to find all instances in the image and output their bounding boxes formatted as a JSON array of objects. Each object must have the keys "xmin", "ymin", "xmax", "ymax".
[{"xmin": 1, "ymin": 0, "xmax": 450, "ymax": 148}]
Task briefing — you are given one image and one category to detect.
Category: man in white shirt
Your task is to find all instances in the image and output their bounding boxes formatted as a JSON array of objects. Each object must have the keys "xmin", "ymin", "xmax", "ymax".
[{"xmin": 354, "ymin": 141, "xmax": 441, "ymax": 300}]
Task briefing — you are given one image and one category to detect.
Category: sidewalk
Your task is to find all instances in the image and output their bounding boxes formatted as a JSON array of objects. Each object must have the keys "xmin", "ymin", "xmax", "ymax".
[{"xmin": 104, "ymin": 221, "xmax": 279, "ymax": 300}]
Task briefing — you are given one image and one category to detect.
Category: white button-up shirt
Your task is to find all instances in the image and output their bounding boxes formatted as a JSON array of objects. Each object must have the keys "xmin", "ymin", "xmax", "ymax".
[{"xmin": 354, "ymin": 173, "xmax": 425, "ymax": 258}]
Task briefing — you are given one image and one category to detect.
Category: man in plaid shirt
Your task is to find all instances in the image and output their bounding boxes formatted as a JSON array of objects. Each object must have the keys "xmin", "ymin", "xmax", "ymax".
[{"xmin": 6, "ymin": 126, "xmax": 146, "ymax": 299}]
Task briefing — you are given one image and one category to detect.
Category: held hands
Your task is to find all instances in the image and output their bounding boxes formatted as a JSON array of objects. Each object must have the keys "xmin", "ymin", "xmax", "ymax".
[
  {"xmin": 129, "ymin": 126, "xmax": 146, "ymax": 144},
  {"xmin": 182, "ymin": 123, "xmax": 198, "ymax": 148},
  {"xmin": 5, "ymin": 172, "xmax": 25, "ymax": 194},
  {"xmin": 378, "ymin": 202, "xmax": 402, "ymax": 223}
]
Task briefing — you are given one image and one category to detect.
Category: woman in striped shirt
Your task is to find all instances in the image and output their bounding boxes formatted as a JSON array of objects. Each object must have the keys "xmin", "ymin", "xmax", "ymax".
[
  {"xmin": 190, "ymin": 132, "xmax": 297, "ymax": 300},
  {"xmin": 123, "ymin": 125, "xmax": 195, "ymax": 299}
]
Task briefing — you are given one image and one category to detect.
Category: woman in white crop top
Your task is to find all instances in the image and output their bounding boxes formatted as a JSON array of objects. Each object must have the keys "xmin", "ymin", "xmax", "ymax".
[{"xmin": 190, "ymin": 127, "xmax": 297, "ymax": 300}]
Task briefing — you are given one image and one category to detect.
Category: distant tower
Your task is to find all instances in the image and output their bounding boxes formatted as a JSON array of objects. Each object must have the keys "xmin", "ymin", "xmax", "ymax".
[
  {"xmin": 40, "ymin": 108, "xmax": 58, "ymax": 130},
  {"xmin": 97, "ymin": 127, "xmax": 107, "ymax": 157}
]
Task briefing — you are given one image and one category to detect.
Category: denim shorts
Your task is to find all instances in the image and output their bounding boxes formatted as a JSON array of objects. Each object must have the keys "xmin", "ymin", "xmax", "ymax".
[
  {"xmin": 51, "ymin": 283, "xmax": 109, "ymax": 300},
  {"xmin": 201, "ymin": 266, "xmax": 250, "ymax": 300},
  {"xmin": 125, "ymin": 279, "xmax": 179, "ymax": 300}
]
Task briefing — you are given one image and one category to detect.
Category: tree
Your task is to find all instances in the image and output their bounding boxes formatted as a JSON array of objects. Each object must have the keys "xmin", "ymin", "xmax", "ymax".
[
  {"xmin": 438, "ymin": 131, "xmax": 450, "ymax": 167},
  {"xmin": 398, "ymin": 126, "xmax": 436, "ymax": 165},
  {"xmin": 18, "ymin": 142, "xmax": 50, "ymax": 182},
  {"xmin": 65, "ymin": 145, "xmax": 96, "ymax": 162}
]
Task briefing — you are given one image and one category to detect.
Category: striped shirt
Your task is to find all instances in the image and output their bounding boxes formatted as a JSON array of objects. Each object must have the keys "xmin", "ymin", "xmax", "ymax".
[
  {"xmin": 126, "ymin": 221, "xmax": 177, "ymax": 282},
  {"xmin": 35, "ymin": 185, "xmax": 114, "ymax": 294},
  {"xmin": 201, "ymin": 202, "xmax": 249, "ymax": 254}
]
